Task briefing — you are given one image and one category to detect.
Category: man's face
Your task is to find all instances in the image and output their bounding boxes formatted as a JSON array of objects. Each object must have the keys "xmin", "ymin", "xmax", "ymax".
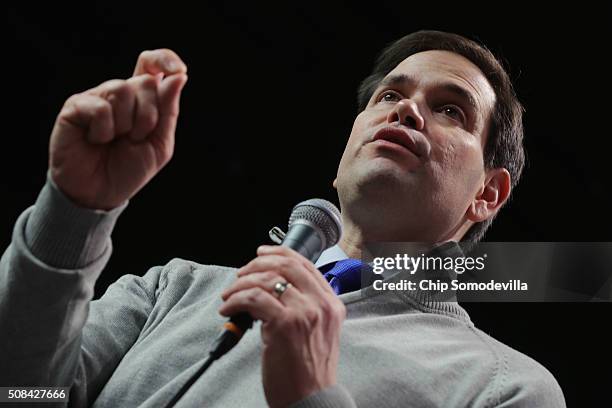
[{"xmin": 335, "ymin": 50, "xmax": 497, "ymax": 242}]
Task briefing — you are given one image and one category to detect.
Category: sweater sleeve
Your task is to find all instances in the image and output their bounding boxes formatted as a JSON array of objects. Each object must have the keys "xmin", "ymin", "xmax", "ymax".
[
  {"xmin": 288, "ymin": 385, "xmax": 357, "ymax": 408},
  {"xmin": 0, "ymin": 176, "xmax": 155, "ymax": 407},
  {"xmin": 495, "ymin": 358, "xmax": 566, "ymax": 408}
]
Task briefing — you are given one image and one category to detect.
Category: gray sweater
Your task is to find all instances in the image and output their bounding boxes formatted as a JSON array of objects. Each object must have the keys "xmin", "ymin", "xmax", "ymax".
[{"xmin": 0, "ymin": 179, "xmax": 566, "ymax": 407}]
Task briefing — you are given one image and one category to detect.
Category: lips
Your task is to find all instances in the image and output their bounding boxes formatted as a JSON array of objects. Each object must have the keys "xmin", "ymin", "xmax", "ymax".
[{"xmin": 371, "ymin": 126, "xmax": 426, "ymax": 158}]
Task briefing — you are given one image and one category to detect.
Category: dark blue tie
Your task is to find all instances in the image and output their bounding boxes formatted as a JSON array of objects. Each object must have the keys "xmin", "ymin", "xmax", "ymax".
[{"xmin": 320, "ymin": 259, "xmax": 366, "ymax": 295}]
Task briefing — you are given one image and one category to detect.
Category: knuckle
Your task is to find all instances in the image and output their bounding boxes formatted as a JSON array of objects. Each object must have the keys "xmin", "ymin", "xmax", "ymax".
[
  {"xmin": 137, "ymin": 106, "xmax": 158, "ymax": 130},
  {"xmin": 156, "ymin": 150, "xmax": 173, "ymax": 168},
  {"xmin": 63, "ymin": 94, "xmax": 80, "ymax": 108},
  {"xmin": 249, "ymin": 258, "xmax": 263, "ymax": 269},
  {"xmin": 245, "ymin": 288, "xmax": 265, "ymax": 304},
  {"xmin": 140, "ymin": 74, "xmax": 158, "ymax": 88},
  {"xmin": 103, "ymin": 79, "xmax": 124, "ymax": 90},
  {"xmin": 92, "ymin": 99, "xmax": 111, "ymax": 116},
  {"xmin": 301, "ymin": 259, "xmax": 316, "ymax": 273},
  {"xmin": 239, "ymin": 261, "xmax": 254, "ymax": 275},
  {"xmin": 319, "ymin": 301, "xmax": 333, "ymax": 315},
  {"xmin": 146, "ymin": 109, "xmax": 159, "ymax": 128},
  {"xmin": 157, "ymin": 136, "xmax": 175, "ymax": 157},
  {"xmin": 159, "ymin": 147, "xmax": 174, "ymax": 165},
  {"xmin": 259, "ymin": 271, "xmax": 277, "ymax": 282},
  {"xmin": 334, "ymin": 302, "xmax": 347, "ymax": 319},
  {"xmin": 279, "ymin": 308, "xmax": 319, "ymax": 335},
  {"xmin": 283, "ymin": 258, "xmax": 301, "ymax": 272},
  {"xmin": 321, "ymin": 297, "xmax": 345, "ymax": 318},
  {"xmin": 246, "ymin": 273, "xmax": 263, "ymax": 285},
  {"xmin": 157, "ymin": 48, "xmax": 175, "ymax": 59},
  {"xmin": 244, "ymin": 293, "xmax": 258, "ymax": 305},
  {"xmin": 65, "ymin": 92, "xmax": 91, "ymax": 106},
  {"xmin": 277, "ymin": 257, "xmax": 292, "ymax": 271},
  {"xmin": 108, "ymin": 80, "xmax": 134, "ymax": 101},
  {"xmin": 287, "ymin": 258, "xmax": 300, "ymax": 271},
  {"xmin": 277, "ymin": 246, "xmax": 292, "ymax": 256},
  {"xmin": 129, "ymin": 73, "xmax": 157, "ymax": 88},
  {"xmin": 139, "ymin": 49, "xmax": 180, "ymax": 70},
  {"xmin": 142, "ymin": 74, "xmax": 157, "ymax": 90},
  {"xmin": 138, "ymin": 50, "xmax": 153, "ymax": 61},
  {"xmin": 267, "ymin": 245, "xmax": 285, "ymax": 256},
  {"xmin": 280, "ymin": 312, "xmax": 299, "ymax": 328},
  {"xmin": 303, "ymin": 307, "xmax": 320, "ymax": 324}
]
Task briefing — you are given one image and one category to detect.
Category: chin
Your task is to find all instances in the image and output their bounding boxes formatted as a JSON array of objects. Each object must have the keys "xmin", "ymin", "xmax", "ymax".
[
  {"xmin": 337, "ymin": 163, "xmax": 417, "ymax": 214},
  {"xmin": 358, "ymin": 159, "xmax": 418, "ymax": 192}
]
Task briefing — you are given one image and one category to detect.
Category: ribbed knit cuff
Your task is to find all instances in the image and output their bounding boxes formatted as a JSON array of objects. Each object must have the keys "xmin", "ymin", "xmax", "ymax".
[
  {"xmin": 24, "ymin": 174, "xmax": 128, "ymax": 269},
  {"xmin": 288, "ymin": 385, "xmax": 357, "ymax": 408}
]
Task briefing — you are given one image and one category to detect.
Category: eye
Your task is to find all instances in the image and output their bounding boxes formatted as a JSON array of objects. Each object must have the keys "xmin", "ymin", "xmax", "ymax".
[
  {"xmin": 377, "ymin": 90, "xmax": 402, "ymax": 103},
  {"xmin": 436, "ymin": 105, "xmax": 466, "ymax": 124}
]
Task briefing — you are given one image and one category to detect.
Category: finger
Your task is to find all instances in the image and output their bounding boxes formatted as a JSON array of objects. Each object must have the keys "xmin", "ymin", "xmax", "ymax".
[
  {"xmin": 59, "ymin": 93, "xmax": 114, "ymax": 144},
  {"xmin": 270, "ymin": 283, "xmax": 309, "ymax": 310},
  {"xmin": 86, "ymin": 79, "xmax": 135, "ymax": 135},
  {"xmin": 237, "ymin": 254, "xmax": 325, "ymax": 295},
  {"xmin": 254, "ymin": 246, "xmax": 336, "ymax": 295},
  {"xmin": 133, "ymin": 49, "xmax": 187, "ymax": 77},
  {"xmin": 158, "ymin": 73, "xmax": 188, "ymax": 117},
  {"xmin": 221, "ymin": 271, "xmax": 284, "ymax": 301},
  {"xmin": 126, "ymin": 74, "xmax": 159, "ymax": 142},
  {"xmin": 146, "ymin": 73, "xmax": 188, "ymax": 166},
  {"xmin": 218, "ymin": 287, "xmax": 285, "ymax": 322},
  {"xmin": 271, "ymin": 287, "xmax": 347, "ymax": 332}
]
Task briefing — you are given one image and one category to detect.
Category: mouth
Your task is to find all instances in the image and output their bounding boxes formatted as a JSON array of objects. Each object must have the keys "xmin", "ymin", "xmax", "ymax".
[{"xmin": 370, "ymin": 126, "xmax": 427, "ymax": 159}]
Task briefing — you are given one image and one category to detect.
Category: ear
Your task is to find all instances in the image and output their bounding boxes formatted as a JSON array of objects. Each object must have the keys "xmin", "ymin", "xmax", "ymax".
[
  {"xmin": 466, "ymin": 168, "xmax": 511, "ymax": 223},
  {"xmin": 332, "ymin": 177, "xmax": 338, "ymax": 189}
]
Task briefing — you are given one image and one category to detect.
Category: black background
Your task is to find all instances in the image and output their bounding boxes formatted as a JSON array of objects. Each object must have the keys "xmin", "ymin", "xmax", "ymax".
[{"xmin": 3, "ymin": 2, "xmax": 611, "ymax": 406}]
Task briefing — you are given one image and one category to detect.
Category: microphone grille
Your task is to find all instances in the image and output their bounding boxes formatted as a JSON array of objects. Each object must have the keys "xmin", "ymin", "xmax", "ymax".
[{"xmin": 288, "ymin": 199, "xmax": 342, "ymax": 249}]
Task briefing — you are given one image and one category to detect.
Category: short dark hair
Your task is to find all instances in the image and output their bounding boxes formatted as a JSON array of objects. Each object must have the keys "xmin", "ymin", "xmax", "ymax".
[{"xmin": 357, "ymin": 30, "xmax": 525, "ymax": 243}]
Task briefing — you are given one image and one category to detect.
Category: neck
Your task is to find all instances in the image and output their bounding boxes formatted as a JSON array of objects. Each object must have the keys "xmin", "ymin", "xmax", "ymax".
[
  {"xmin": 338, "ymin": 214, "xmax": 465, "ymax": 259},
  {"xmin": 337, "ymin": 222, "xmax": 364, "ymax": 260}
]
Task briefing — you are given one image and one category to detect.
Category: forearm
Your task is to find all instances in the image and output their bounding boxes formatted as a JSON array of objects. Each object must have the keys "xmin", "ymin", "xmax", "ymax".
[{"xmin": 0, "ymin": 176, "xmax": 126, "ymax": 386}]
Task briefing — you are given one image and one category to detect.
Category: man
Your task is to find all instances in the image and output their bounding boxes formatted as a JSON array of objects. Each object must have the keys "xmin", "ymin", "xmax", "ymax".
[{"xmin": 0, "ymin": 31, "xmax": 565, "ymax": 407}]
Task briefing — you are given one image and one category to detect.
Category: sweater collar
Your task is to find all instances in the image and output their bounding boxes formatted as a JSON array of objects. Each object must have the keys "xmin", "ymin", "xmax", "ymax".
[{"xmin": 337, "ymin": 241, "xmax": 472, "ymax": 323}]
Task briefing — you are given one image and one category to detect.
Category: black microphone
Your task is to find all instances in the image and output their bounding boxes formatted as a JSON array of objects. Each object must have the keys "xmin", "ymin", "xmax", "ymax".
[
  {"xmin": 164, "ymin": 199, "xmax": 343, "ymax": 407},
  {"xmin": 211, "ymin": 198, "xmax": 343, "ymax": 359}
]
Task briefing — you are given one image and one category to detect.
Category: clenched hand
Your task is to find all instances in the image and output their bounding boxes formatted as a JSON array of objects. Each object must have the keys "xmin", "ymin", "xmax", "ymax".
[{"xmin": 49, "ymin": 49, "xmax": 188, "ymax": 210}]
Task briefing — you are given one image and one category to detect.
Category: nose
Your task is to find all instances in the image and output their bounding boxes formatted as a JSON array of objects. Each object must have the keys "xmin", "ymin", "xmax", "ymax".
[{"xmin": 386, "ymin": 99, "xmax": 424, "ymax": 130}]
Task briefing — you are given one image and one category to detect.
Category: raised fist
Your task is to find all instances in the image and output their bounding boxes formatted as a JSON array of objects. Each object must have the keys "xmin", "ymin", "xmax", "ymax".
[{"xmin": 49, "ymin": 49, "xmax": 188, "ymax": 210}]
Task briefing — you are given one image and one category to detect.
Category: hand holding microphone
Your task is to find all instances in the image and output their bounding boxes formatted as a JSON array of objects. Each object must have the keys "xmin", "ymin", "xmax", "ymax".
[
  {"xmin": 219, "ymin": 199, "xmax": 345, "ymax": 408},
  {"xmin": 166, "ymin": 199, "xmax": 345, "ymax": 408}
]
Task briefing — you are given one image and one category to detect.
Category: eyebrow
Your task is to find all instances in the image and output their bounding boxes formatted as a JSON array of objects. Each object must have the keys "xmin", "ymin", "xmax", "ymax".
[{"xmin": 377, "ymin": 73, "xmax": 479, "ymax": 113}]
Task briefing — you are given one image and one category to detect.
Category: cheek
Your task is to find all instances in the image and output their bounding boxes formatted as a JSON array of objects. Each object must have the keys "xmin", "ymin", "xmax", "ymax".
[
  {"xmin": 429, "ymin": 139, "xmax": 484, "ymax": 197},
  {"xmin": 340, "ymin": 112, "xmax": 372, "ymax": 163},
  {"xmin": 351, "ymin": 108, "xmax": 388, "ymax": 136},
  {"xmin": 431, "ymin": 131, "xmax": 484, "ymax": 172},
  {"xmin": 428, "ymin": 139, "xmax": 459, "ymax": 180},
  {"xmin": 351, "ymin": 110, "xmax": 375, "ymax": 136}
]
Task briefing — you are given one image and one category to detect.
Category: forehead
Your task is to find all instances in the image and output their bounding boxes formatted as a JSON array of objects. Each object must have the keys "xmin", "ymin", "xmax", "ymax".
[{"xmin": 383, "ymin": 50, "xmax": 496, "ymax": 117}]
